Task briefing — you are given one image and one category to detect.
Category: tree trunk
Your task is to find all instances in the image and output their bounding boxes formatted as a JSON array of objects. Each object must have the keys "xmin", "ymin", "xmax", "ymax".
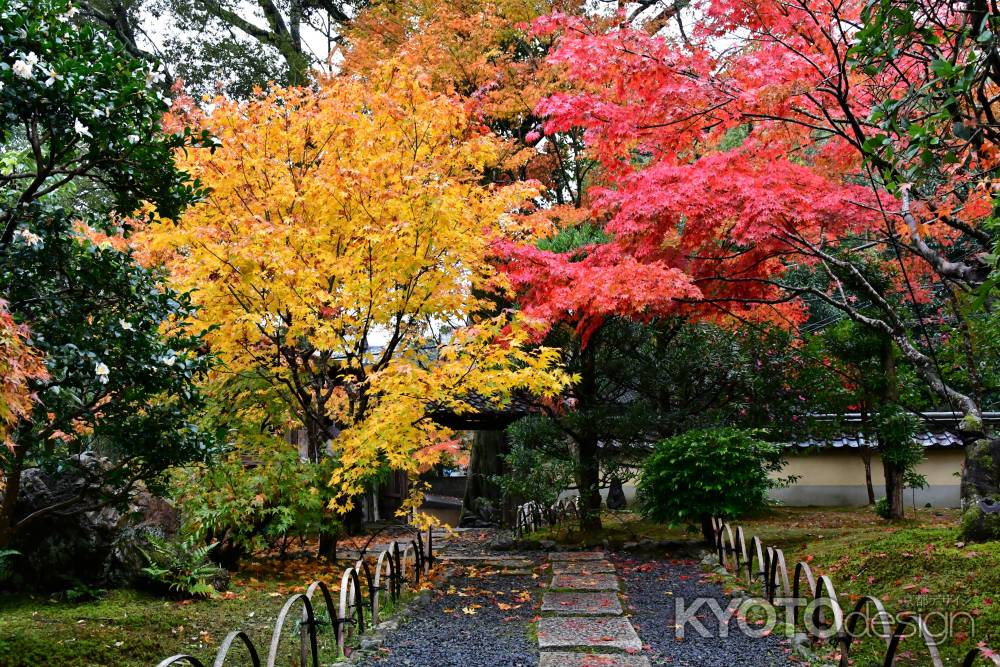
[
  {"xmin": 574, "ymin": 341, "xmax": 602, "ymax": 532},
  {"xmin": 860, "ymin": 408, "xmax": 876, "ymax": 505},
  {"xmin": 318, "ymin": 531, "xmax": 337, "ymax": 561},
  {"xmin": 861, "ymin": 449, "xmax": 876, "ymax": 505},
  {"xmin": 883, "ymin": 457, "xmax": 906, "ymax": 520},
  {"xmin": 462, "ymin": 430, "xmax": 507, "ymax": 525},
  {"xmin": 879, "ymin": 340, "xmax": 905, "ymax": 520},
  {"xmin": 0, "ymin": 443, "xmax": 26, "ymax": 549},
  {"xmin": 575, "ymin": 434, "xmax": 602, "ymax": 531},
  {"xmin": 700, "ymin": 514, "xmax": 716, "ymax": 546}
]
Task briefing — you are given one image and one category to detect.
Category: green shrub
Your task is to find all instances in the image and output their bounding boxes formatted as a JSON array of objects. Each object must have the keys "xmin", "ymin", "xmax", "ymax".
[
  {"xmin": 62, "ymin": 579, "xmax": 107, "ymax": 603},
  {"xmin": 873, "ymin": 497, "xmax": 892, "ymax": 519},
  {"xmin": 173, "ymin": 444, "xmax": 340, "ymax": 567},
  {"xmin": 494, "ymin": 427, "xmax": 575, "ymax": 508},
  {"xmin": 637, "ymin": 427, "xmax": 790, "ymax": 529},
  {"xmin": 140, "ymin": 535, "xmax": 224, "ymax": 598}
]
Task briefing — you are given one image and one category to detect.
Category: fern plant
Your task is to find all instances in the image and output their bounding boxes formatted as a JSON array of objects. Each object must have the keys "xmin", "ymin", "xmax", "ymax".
[{"xmin": 140, "ymin": 535, "xmax": 223, "ymax": 598}]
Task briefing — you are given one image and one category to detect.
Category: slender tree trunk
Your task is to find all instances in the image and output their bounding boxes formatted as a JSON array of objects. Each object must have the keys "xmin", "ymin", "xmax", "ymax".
[
  {"xmin": 574, "ymin": 343, "xmax": 602, "ymax": 531},
  {"xmin": 700, "ymin": 514, "xmax": 715, "ymax": 546},
  {"xmin": 862, "ymin": 450, "xmax": 876, "ymax": 505},
  {"xmin": 0, "ymin": 443, "xmax": 26, "ymax": 550},
  {"xmin": 860, "ymin": 408, "xmax": 876, "ymax": 505},
  {"xmin": 575, "ymin": 435, "xmax": 602, "ymax": 531}
]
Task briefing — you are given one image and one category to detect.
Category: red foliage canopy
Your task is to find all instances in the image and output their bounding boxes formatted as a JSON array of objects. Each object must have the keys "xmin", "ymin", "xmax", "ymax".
[{"xmin": 497, "ymin": 1, "xmax": 916, "ymax": 341}]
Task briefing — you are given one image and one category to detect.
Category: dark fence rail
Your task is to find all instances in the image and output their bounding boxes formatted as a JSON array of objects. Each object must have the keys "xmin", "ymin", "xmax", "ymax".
[
  {"xmin": 710, "ymin": 517, "xmax": 1000, "ymax": 667},
  {"xmin": 153, "ymin": 527, "xmax": 434, "ymax": 667}
]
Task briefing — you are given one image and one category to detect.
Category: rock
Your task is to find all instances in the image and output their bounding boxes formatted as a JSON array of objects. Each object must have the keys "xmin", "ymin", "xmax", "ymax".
[
  {"xmin": 606, "ymin": 476, "xmax": 627, "ymax": 510},
  {"xmin": 6, "ymin": 453, "xmax": 178, "ymax": 590},
  {"xmin": 791, "ymin": 632, "xmax": 812, "ymax": 658},
  {"xmin": 360, "ymin": 633, "xmax": 385, "ymax": 649},
  {"xmin": 460, "ymin": 496, "xmax": 498, "ymax": 528},
  {"xmin": 377, "ymin": 620, "xmax": 400, "ymax": 631},
  {"xmin": 539, "ymin": 539, "xmax": 556, "ymax": 549},
  {"xmin": 959, "ymin": 437, "xmax": 1000, "ymax": 541}
]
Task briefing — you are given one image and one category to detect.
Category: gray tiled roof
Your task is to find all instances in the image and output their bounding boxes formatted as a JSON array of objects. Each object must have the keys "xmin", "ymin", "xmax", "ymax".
[{"xmin": 788, "ymin": 431, "xmax": 962, "ymax": 449}]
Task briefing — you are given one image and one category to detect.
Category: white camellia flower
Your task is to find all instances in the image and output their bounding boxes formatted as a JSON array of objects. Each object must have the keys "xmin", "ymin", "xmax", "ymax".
[
  {"xmin": 13, "ymin": 229, "xmax": 42, "ymax": 247},
  {"xmin": 119, "ymin": 319, "xmax": 135, "ymax": 332},
  {"xmin": 58, "ymin": 5, "xmax": 80, "ymax": 21},
  {"xmin": 162, "ymin": 355, "xmax": 176, "ymax": 367},
  {"xmin": 126, "ymin": 134, "xmax": 140, "ymax": 144},
  {"xmin": 73, "ymin": 118, "xmax": 93, "ymax": 138},
  {"xmin": 43, "ymin": 69, "xmax": 61, "ymax": 87},
  {"xmin": 12, "ymin": 57, "xmax": 33, "ymax": 79},
  {"xmin": 95, "ymin": 362, "xmax": 110, "ymax": 384}
]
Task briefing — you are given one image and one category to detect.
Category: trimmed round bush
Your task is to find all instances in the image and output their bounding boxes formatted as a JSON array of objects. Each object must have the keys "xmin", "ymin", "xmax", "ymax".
[{"xmin": 637, "ymin": 427, "xmax": 789, "ymax": 540}]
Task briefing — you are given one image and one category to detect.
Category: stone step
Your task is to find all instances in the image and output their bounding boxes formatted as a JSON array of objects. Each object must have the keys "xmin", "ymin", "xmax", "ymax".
[
  {"xmin": 548, "ymin": 551, "xmax": 606, "ymax": 561},
  {"xmin": 550, "ymin": 560, "xmax": 616, "ymax": 574},
  {"xmin": 483, "ymin": 558, "xmax": 535, "ymax": 569},
  {"xmin": 550, "ymin": 573, "xmax": 620, "ymax": 591},
  {"xmin": 537, "ymin": 616, "xmax": 643, "ymax": 652},
  {"xmin": 539, "ymin": 653, "xmax": 652, "ymax": 667},
  {"xmin": 541, "ymin": 591, "xmax": 623, "ymax": 615}
]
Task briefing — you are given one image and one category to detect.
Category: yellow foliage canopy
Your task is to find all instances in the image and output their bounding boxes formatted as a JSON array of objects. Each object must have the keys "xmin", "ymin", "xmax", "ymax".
[{"xmin": 139, "ymin": 65, "xmax": 570, "ymax": 512}]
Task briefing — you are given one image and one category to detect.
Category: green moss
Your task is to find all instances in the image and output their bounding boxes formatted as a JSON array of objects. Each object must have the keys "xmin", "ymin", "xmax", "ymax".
[
  {"xmin": 961, "ymin": 413, "xmax": 984, "ymax": 434},
  {"xmin": 961, "ymin": 505, "xmax": 1000, "ymax": 542},
  {"xmin": 0, "ymin": 566, "xmax": 359, "ymax": 666}
]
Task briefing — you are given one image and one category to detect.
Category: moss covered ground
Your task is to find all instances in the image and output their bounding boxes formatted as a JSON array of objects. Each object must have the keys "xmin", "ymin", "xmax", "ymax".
[{"xmin": 0, "ymin": 554, "xmax": 411, "ymax": 666}]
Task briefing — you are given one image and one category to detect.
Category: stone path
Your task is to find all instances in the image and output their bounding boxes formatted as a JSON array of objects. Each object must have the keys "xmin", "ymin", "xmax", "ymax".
[
  {"xmin": 356, "ymin": 530, "xmax": 788, "ymax": 666},
  {"xmin": 537, "ymin": 552, "xmax": 651, "ymax": 667},
  {"xmin": 615, "ymin": 554, "xmax": 790, "ymax": 666},
  {"xmin": 355, "ymin": 557, "xmax": 541, "ymax": 667}
]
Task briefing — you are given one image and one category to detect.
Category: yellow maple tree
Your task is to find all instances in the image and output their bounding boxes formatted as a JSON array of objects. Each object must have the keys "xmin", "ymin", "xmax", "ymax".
[{"xmin": 138, "ymin": 63, "xmax": 570, "ymax": 513}]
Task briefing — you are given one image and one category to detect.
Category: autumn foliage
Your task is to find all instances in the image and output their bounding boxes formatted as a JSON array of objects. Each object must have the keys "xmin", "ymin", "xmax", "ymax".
[
  {"xmin": 140, "ymin": 64, "xmax": 570, "ymax": 512},
  {"xmin": 0, "ymin": 303, "xmax": 46, "ymax": 455}
]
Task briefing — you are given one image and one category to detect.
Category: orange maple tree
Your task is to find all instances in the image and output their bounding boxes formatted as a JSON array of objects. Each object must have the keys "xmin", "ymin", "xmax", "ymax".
[{"xmin": 0, "ymin": 302, "xmax": 47, "ymax": 460}]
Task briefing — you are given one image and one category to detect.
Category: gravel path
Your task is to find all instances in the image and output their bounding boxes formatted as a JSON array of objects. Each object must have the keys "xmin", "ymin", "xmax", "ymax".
[
  {"xmin": 614, "ymin": 555, "xmax": 792, "ymax": 667},
  {"xmin": 356, "ymin": 560, "xmax": 542, "ymax": 667}
]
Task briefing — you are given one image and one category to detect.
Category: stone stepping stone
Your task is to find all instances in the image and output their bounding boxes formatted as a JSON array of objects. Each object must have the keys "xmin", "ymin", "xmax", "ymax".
[
  {"xmin": 548, "ymin": 551, "xmax": 606, "ymax": 561},
  {"xmin": 484, "ymin": 558, "xmax": 535, "ymax": 569},
  {"xmin": 537, "ymin": 616, "xmax": 642, "ymax": 652},
  {"xmin": 551, "ymin": 560, "xmax": 615, "ymax": 574},
  {"xmin": 551, "ymin": 573, "xmax": 620, "ymax": 591},
  {"xmin": 541, "ymin": 591, "xmax": 623, "ymax": 615},
  {"xmin": 539, "ymin": 653, "xmax": 651, "ymax": 667}
]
